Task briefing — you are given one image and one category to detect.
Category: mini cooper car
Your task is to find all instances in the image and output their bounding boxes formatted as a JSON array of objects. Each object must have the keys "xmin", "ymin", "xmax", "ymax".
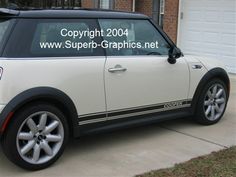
[{"xmin": 0, "ymin": 8, "xmax": 230, "ymax": 170}]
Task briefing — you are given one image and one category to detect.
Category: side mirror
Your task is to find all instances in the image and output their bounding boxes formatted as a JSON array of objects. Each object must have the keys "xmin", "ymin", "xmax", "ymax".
[{"xmin": 168, "ymin": 47, "xmax": 183, "ymax": 64}]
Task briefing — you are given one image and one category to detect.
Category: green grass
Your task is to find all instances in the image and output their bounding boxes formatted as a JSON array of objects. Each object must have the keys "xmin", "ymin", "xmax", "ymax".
[{"xmin": 136, "ymin": 147, "xmax": 236, "ymax": 177}]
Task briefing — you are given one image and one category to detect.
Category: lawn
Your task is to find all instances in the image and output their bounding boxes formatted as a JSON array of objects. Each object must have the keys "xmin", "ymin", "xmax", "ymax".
[{"xmin": 136, "ymin": 146, "xmax": 236, "ymax": 177}]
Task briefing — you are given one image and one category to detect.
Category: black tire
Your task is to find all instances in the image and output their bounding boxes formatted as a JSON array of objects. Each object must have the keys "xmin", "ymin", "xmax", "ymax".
[
  {"xmin": 1, "ymin": 103, "xmax": 69, "ymax": 171},
  {"xmin": 195, "ymin": 78, "xmax": 229, "ymax": 125}
]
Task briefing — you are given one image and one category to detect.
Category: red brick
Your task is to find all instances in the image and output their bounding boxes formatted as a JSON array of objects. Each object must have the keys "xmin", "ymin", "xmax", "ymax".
[
  {"xmin": 163, "ymin": 0, "xmax": 179, "ymax": 43},
  {"xmin": 135, "ymin": 0, "xmax": 152, "ymax": 17},
  {"xmin": 114, "ymin": 0, "xmax": 133, "ymax": 11},
  {"xmin": 80, "ymin": 0, "xmax": 180, "ymax": 43},
  {"xmin": 81, "ymin": 0, "xmax": 94, "ymax": 8}
]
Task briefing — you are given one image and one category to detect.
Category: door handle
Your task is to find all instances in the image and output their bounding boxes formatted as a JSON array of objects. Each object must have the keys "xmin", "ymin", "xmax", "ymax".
[{"xmin": 108, "ymin": 65, "xmax": 127, "ymax": 73}]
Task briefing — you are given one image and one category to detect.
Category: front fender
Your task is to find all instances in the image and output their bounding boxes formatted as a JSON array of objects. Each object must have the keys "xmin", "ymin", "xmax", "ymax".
[{"xmin": 191, "ymin": 67, "xmax": 230, "ymax": 113}]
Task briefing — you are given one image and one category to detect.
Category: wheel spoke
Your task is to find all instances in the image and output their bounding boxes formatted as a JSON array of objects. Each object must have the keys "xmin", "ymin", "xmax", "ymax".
[
  {"xmin": 33, "ymin": 144, "xmax": 41, "ymax": 162},
  {"xmin": 46, "ymin": 134, "xmax": 62, "ymax": 142},
  {"xmin": 27, "ymin": 118, "xmax": 38, "ymax": 134},
  {"xmin": 205, "ymin": 106, "xmax": 212, "ymax": 115},
  {"xmin": 43, "ymin": 121, "xmax": 59, "ymax": 135},
  {"xmin": 41, "ymin": 140, "xmax": 53, "ymax": 156},
  {"xmin": 21, "ymin": 140, "xmax": 36, "ymax": 155},
  {"xmin": 204, "ymin": 100, "xmax": 211, "ymax": 106},
  {"xmin": 207, "ymin": 90, "xmax": 212, "ymax": 98},
  {"xmin": 210, "ymin": 106, "xmax": 216, "ymax": 120},
  {"xmin": 18, "ymin": 132, "xmax": 34, "ymax": 140},
  {"xmin": 214, "ymin": 104, "xmax": 221, "ymax": 113},
  {"xmin": 38, "ymin": 113, "xmax": 47, "ymax": 131},
  {"xmin": 216, "ymin": 89, "xmax": 223, "ymax": 98},
  {"xmin": 212, "ymin": 85, "xmax": 217, "ymax": 97},
  {"xmin": 216, "ymin": 98, "xmax": 225, "ymax": 104}
]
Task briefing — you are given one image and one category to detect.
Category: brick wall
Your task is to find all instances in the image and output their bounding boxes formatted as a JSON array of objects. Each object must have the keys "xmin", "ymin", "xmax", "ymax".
[
  {"xmin": 81, "ymin": 0, "xmax": 94, "ymax": 8},
  {"xmin": 163, "ymin": 0, "xmax": 179, "ymax": 43},
  {"xmin": 114, "ymin": 0, "xmax": 132, "ymax": 11},
  {"xmin": 81, "ymin": 0, "xmax": 133, "ymax": 11},
  {"xmin": 135, "ymin": 0, "xmax": 152, "ymax": 17},
  {"xmin": 80, "ymin": 0, "xmax": 180, "ymax": 43}
]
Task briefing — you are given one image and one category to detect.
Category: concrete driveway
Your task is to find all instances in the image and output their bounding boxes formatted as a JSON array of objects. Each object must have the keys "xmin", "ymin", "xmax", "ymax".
[{"xmin": 0, "ymin": 75, "xmax": 235, "ymax": 177}]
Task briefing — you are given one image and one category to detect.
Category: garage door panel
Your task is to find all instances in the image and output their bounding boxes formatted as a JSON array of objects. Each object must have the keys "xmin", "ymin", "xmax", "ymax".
[
  {"xmin": 222, "ymin": 57, "xmax": 236, "ymax": 65},
  {"xmin": 203, "ymin": 32, "xmax": 219, "ymax": 43},
  {"xmin": 179, "ymin": 0, "xmax": 236, "ymax": 73},
  {"xmin": 183, "ymin": 42, "xmax": 202, "ymax": 53},
  {"xmin": 221, "ymin": 0, "xmax": 236, "ymax": 11},
  {"xmin": 186, "ymin": 24, "xmax": 224, "ymax": 32},
  {"xmin": 205, "ymin": 11, "xmax": 220, "ymax": 22},
  {"xmin": 201, "ymin": 44, "xmax": 221, "ymax": 55},
  {"xmin": 185, "ymin": 31, "xmax": 203, "ymax": 42},
  {"xmin": 222, "ymin": 24, "xmax": 236, "ymax": 34},
  {"xmin": 220, "ymin": 46, "xmax": 236, "ymax": 57},
  {"xmin": 222, "ymin": 34, "xmax": 236, "ymax": 45},
  {"xmin": 223, "ymin": 12, "xmax": 236, "ymax": 23},
  {"xmin": 185, "ymin": 0, "xmax": 205, "ymax": 9},
  {"xmin": 186, "ymin": 22, "xmax": 204, "ymax": 30},
  {"xmin": 187, "ymin": 11, "xmax": 203, "ymax": 21},
  {"xmin": 201, "ymin": 23, "xmax": 221, "ymax": 31}
]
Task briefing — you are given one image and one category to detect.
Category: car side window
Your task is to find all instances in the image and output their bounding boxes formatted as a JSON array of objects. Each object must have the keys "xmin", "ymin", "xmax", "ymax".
[
  {"xmin": 3, "ymin": 19, "xmax": 104, "ymax": 58},
  {"xmin": 31, "ymin": 22, "xmax": 96, "ymax": 57},
  {"xmin": 0, "ymin": 19, "xmax": 14, "ymax": 56},
  {"xmin": 98, "ymin": 19, "xmax": 171, "ymax": 56},
  {"xmin": 0, "ymin": 20, "xmax": 10, "ymax": 43}
]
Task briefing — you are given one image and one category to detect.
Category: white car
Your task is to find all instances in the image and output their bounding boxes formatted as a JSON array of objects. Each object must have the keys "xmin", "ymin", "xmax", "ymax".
[{"xmin": 0, "ymin": 8, "xmax": 230, "ymax": 170}]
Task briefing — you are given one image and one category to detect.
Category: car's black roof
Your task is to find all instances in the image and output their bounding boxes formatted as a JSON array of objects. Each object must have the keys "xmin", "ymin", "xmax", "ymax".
[{"xmin": 0, "ymin": 8, "xmax": 149, "ymax": 19}]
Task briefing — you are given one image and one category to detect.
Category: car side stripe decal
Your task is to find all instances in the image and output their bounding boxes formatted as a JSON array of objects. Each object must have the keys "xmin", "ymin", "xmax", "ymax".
[{"xmin": 78, "ymin": 99, "xmax": 192, "ymax": 125}]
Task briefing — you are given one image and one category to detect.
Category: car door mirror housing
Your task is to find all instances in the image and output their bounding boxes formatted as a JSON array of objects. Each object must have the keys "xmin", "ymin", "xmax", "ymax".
[{"xmin": 168, "ymin": 47, "xmax": 183, "ymax": 64}]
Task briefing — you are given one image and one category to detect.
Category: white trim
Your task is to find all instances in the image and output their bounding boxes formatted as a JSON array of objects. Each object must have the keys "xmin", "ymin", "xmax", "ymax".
[{"xmin": 177, "ymin": 0, "xmax": 182, "ymax": 47}]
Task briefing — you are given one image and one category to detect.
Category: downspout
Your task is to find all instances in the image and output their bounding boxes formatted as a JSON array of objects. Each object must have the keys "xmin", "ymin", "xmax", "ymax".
[
  {"xmin": 177, "ymin": 0, "xmax": 182, "ymax": 46},
  {"xmin": 132, "ymin": 0, "xmax": 136, "ymax": 12}
]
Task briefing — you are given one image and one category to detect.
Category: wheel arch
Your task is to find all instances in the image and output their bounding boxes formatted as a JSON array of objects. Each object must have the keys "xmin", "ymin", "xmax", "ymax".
[
  {"xmin": 191, "ymin": 67, "xmax": 230, "ymax": 113},
  {"xmin": 0, "ymin": 87, "xmax": 79, "ymax": 137}
]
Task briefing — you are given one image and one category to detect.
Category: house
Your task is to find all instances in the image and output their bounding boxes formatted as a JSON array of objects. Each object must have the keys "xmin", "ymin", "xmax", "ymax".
[
  {"xmin": 1, "ymin": 0, "xmax": 235, "ymax": 73},
  {"xmin": 81, "ymin": 0, "xmax": 236, "ymax": 73}
]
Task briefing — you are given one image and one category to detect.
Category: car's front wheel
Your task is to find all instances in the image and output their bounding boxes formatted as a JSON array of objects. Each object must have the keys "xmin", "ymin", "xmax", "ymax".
[
  {"xmin": 195, "ymin": 79, "xmax": 229, "ymax": 125},
  {"xmin": 1, "ymin": 103, "xmax": 69, "ymax": 170}
]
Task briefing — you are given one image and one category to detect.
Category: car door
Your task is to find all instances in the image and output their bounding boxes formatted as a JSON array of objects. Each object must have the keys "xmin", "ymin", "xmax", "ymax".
[{"xmin": 99, "ymin": 19, "xmax": 190, "ymax": 118}]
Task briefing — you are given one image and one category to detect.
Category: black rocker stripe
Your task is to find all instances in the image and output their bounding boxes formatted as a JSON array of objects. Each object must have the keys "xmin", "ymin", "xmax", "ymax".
[
  {"xmin": 79, "ymin": 112, "xmax": 107, "ymax": 120},
  {"xmin": 78, "ymin": 99, "xmax": 192, "ymax": 125}
]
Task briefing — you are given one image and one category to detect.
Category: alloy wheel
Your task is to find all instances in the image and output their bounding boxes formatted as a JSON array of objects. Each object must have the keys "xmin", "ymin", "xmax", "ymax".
[
  {"xmin": 203, "ymin": 84, "xmax": 226, "ymax": 121},
  {"xmin": 16, "ymin": 111, "xmax": 64, "ymax": 164}
]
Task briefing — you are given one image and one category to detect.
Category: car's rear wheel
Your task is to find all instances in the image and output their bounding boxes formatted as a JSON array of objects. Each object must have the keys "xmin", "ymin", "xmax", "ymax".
[
  {"xmin": 1, "ymin": 103, "xmax": 69, "ymax": 170},
  {"xmin": 195, "ymin": 79, "xmax": 228, "ymax": 125}
]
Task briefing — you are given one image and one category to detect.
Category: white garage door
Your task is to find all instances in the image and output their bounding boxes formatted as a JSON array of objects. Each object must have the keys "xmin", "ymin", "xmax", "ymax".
[{"xmin": 178, "ymin": 0, "xmax": 236, "ymax": 73}]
